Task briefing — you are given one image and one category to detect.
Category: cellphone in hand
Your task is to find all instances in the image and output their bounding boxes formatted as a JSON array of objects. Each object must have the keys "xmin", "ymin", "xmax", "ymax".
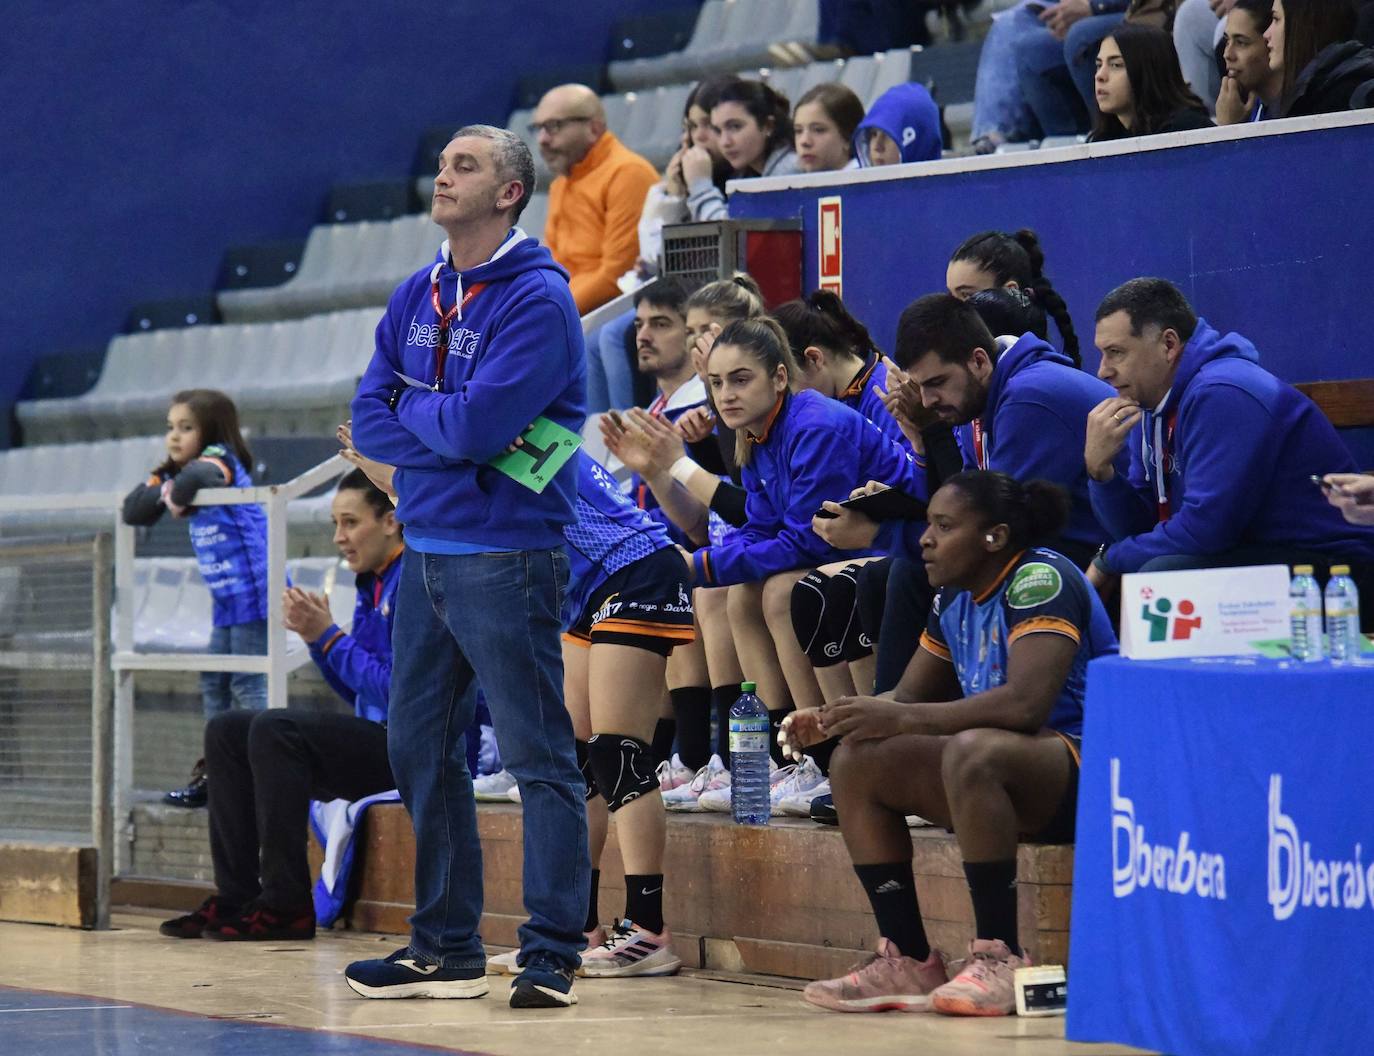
[
  {"xmin": 1311, "ymin": 474, "xmax": 1347, "ymax": 495},
  {"xmin": 1024, "ymin": 1, "xmax": 1051, "ymax": 13}
]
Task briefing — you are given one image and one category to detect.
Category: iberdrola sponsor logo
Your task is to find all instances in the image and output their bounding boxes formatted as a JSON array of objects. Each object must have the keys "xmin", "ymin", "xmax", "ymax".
[
  {"xmin": 1268, "ymin": 773, "xmax": 1370, "ymax": 921},
  {"xmin": 1111, "ymin": 758, "xmax": 1227, "ymax": 900}
]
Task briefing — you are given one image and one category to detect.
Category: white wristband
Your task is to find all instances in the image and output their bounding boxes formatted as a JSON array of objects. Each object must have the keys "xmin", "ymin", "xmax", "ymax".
[{"xmin": 669, "ymin": 456, "xmax": 698, "ymax": 486}]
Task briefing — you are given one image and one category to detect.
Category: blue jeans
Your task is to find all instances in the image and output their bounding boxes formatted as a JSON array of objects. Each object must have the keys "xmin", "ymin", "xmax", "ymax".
[
  {"xmin": 973, "ymin": 3, "xmax": 1044, "ymax": 142},
  {"xmin": 387, "ymin": 547, "xmax": 588, "ymax": 970},
  {"xmin": 1015, "ymin": 10, "xmax": 1124, "ymax": 137},
  {"xmin": 585, "ymin": 312, "xmax": 637, "ymax": 413},
  {"xmin": 200, "ymin": 619, "xmax": 267, "ymax": 718}
]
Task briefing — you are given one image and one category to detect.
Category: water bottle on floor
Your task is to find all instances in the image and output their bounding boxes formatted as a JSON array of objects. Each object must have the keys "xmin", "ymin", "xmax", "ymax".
[
  {"xmin": 1325, "ymin": 565, "xmax": 1361, "ymax": 662},
  {"xmin": 1289, "ymin": 565, "xmax": 1325, "ymax": 662},
  {"xmin": 728, "ymin": 682, "xmax": 770, "ymax": 826}
]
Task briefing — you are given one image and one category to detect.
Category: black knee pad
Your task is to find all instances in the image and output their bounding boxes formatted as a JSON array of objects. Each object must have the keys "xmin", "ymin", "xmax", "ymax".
[
  {"xmin": 791, "ymin": 570, "xmax": 844, "ymax": 666},
  {"xmin": 586, "ymin": 733, "xmax": 658, "ymax": 812},
  {"xmin": 829, "ymin": 563, "xmax": 875, "ymax": 663},
  {"xmin": 575, "ymin": 738, "xmax": 599, "ymax": 802}
]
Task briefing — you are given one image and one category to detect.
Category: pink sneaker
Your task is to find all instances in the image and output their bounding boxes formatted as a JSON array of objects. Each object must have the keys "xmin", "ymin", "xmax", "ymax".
[
  {"xmin": 802, "ymin": 938, "xmax": 947, "ymax": 1013},
  {"xmin": 930, "ymin": 939, "xmax": 1027, "ymax": 1017},
  {"xmin": 580, "ymin": 919, "xmax": 681, "ymax": 978}
]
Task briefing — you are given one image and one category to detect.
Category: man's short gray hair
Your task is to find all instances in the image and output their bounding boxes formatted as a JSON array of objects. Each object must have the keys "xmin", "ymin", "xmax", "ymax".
[{"xmin": 451, "ymin": 124, "xmax": 537, "ymax": 222}]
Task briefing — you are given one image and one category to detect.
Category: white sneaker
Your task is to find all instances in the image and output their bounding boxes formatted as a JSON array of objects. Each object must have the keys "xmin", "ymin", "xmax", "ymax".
[
  {"xmin": 508, "ymin": 783, "xmax": 522, "ymax": 804},
  {"xmin": 779, "ymin": 776, "xmax": 830, "ymax": 817},
  {"xmin": 657, "ymin": 753, "xmax": 694, "ymax": 793},
  {"xmin": 474, "ymin": 769, "xmax": 517, "ymax": 802},
  {"xmin": 489, "ymin": 925, "xmax": 606, "ymax": 976},
  {"xmin": 579, "ymin": 919, "xmax": 681, "ymax": 978},
  {"xmin": 701, "ymin": 757, "xmax": 785, "ymax": 812},
  {"xmin": 770, "ymin": 756, "xmax": 826, "ymax": 816},
  {"xmin": 662, "ymin": 754, "xmax": 729, "ymax": 812},
  {"xmin": 907, "ymin": 814, "xmax": 933, "ymax": 827}
]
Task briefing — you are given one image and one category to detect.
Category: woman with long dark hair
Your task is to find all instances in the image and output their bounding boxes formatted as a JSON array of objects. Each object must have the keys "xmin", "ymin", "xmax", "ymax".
[
  {"xmin": 685, "ymin": 80, "xmax": 799, "ymax": 220},
  {"xmin": 1089, "ymin": 24, "xmax": 1214, "ymax": 142},
  {"xmin": 1265, "ymin": 0, "xmax": 1374, "ymax": 117},
  {"xmin": 1217, "ymin": 0, "xmax": 1286, "ymax": 123}
]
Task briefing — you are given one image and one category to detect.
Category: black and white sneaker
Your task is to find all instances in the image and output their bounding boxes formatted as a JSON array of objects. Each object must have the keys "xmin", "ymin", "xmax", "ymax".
[
  {"xmin": 509, "ymin": 953, "xmax": 578, "ymax": 1008},
  {"xmin": 344, "ymin": 947, "xmax": 489, "ymax": 999}
]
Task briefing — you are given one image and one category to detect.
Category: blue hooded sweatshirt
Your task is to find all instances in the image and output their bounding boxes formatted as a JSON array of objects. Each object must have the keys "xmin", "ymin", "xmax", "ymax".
[
  {"xmin": 351, "ymin": 229, "xmax": 586, "ymax": 553},
  {"xmin": 185, "ymin": 446, "xmax": 269, "ymax": 627},
  {"xmin": 1090, "ymin": 320, "xmax": 1374, "ymax": 572},
  {"xmin": 692, "ymin": 389, "xmax": 927, "ymax": 587},
  {"xmin": 880, "ymin": 334, "xmax": 1117, "ymax": 560},
  {"xmin": 853, "ymin": 83, "xmax": 943, "ymax": 166},
  {"xmin": 307, "ymin": 548, "xmax": 402, "ymax": 725}
]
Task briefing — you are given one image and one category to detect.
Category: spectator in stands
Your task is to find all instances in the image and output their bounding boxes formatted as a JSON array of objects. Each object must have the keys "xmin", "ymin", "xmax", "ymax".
[
  {"xmin": 156, "ymin": 470, "xmax": 401, "ymax": 942},
  {"xmin": 537, "ymin": 84, "xmax": 659, "ymax": 316},
  {"xmin": 595, "ymin": 78, "xmax": 734, "ymax": 412},
  {"xmin": 1085, "ymin": 278, "xmax": 1374, "ymax": 611},
  {"xmin": 347, "ymin": 125, "xmax": 587, "ymax": 1009},
  {"xmin": 787, "ymin": 471, "xmax": 1116, "ymax": 1017},
  {"xmin": 1174, "ymin": 0, "xmax": 1234, "ymax": 108},
  {"xmin": 685, "ymin": 80, "xmax": 800, "ymax": 220},
  {"xmin": 793, "ymin": 83, "xmax": 866, "ymax": 172},
  {"xmin": 1216, "ymin": 0, "xmax": 1285, "ymax": 122},
  {"xmin": 1089, "ymin": 24, "xmax": 1215, "ymax": 140},
  {"xmin": 946, "ymin": 228, "xmax": 1081, "ymax": 367},
  {"xmin": 122, "ymin": 389, "xmax": 269, "ymax": 809},
  {"xmin": 1323, "ymin": 474, "xmax": 1374, "ymax": 526},
  {"xmin": 1266, "ymin": 0, "xmax": 1374, "ymax": 117},
  {"xmin": 853, "ymin": 83, "xmax": 944, "ymax": 166},
  {"xmin": 689, "ymin": 318, "xmax": 926, "ymax": 734},
  {"xmin": 972, "ymin": 0, "xmax": 1129, "ymax": 150}
]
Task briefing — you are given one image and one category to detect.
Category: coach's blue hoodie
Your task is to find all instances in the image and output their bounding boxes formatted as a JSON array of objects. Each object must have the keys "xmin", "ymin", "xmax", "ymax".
[
  {"xmin": 351, "ymin": 230, "xmax": 586, "ymax": 552},
  {"xmin": 1091, "ymin": 320, "xmax": 1374, "ymax": 572},
  {"xmin": 693, "ymin": 389, "xmax": 926, "ymax": 587}
]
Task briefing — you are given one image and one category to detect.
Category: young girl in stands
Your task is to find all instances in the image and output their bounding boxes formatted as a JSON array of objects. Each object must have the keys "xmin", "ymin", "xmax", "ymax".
[
  {"xmin": 122, "ymin": 389, "xmax": 269, "ymax": 807},
  {"xmin": 685, "ymin": 79, "xmax": 799, "ymax": 220},
  {"xmin": 783, "ymin": 471, "xmax": 1117, "ymax": 1017},
  {"xmin": 689, "ymin": 318, "xmax": 926, "ymax": 763},
  {"xmin": 1089, "ymin": 25, "xmax": 1214, "ymax": 142},
  {"xmin": 793, "ymin": 83, "xmax": 865, "ymax": 173},
  {"xmin": 852, "ymin": 83, "xmax": 944, "ymax": 167},
  {"xmin": 1216, "ymin": 0, "xmax": 1285, "ymax": 124},
  {"xmin": 1265, "ymin": 0, "xmax": 1374, "ymax": 118},
  {"xmin": 945, "ymin": 228, "xmax": 1081, "ymax": 368}
]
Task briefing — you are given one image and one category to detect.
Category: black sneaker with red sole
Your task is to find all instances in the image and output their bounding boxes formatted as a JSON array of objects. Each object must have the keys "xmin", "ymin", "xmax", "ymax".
[
  {"xmin": 207, "ymin": 901, "xmax": 316, "ymax": 941},
  {"xmin": 159, "ymin": 895, "xmax": 241, "ymax": 939}
]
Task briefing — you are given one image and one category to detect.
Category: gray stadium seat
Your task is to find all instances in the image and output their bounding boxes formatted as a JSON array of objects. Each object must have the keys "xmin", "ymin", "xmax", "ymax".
[
  {"xmin": 839, "ymin": 55, "xmax": 879, "ymax": 102},
  {"xmin": 867, "ymin": 49, "xmax": 916, "ymax": 107},
  {"xmin": 610, "ymin": 0, "xmax": 733, "ymax": 89}
]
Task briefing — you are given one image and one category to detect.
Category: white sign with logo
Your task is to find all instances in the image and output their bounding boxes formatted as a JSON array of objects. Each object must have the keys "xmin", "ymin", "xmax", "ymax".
[{"xmin": 1118, "ymin": 564, "xmax": 1291, "ymax": 660}]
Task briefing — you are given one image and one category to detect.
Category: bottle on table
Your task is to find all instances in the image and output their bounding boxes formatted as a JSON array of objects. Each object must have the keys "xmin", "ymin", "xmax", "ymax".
[
  {"xmin": 1288, "ymin": 565, "xmax": 1325, "ymax": 662},
  {"xmin": 728, "ymin": 681, "xmax": 770, "ymax": 826},
  {"xmin": 1324, "ymin": 564, "xmax": 1362, "ymax": 663}
]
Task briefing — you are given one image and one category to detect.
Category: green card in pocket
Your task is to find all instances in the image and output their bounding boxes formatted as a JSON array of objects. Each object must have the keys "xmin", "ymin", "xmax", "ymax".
[{"xmin": 488, "ymin": 416, "xmax": 583, "ymax": 494}]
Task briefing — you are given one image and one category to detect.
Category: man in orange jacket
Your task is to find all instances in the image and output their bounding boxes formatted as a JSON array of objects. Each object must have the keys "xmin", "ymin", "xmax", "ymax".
[{"xmin": 534, "ymin": 84, "xmax": 658, "ymax": 316}]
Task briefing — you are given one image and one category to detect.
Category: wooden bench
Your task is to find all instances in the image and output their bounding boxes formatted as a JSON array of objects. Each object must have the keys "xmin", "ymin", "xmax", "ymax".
[
  {"xmin": 115, "ymin": 804, "xmax": 1071, "ymax": 979},
  {"xmin": 1296, "ymin": 378, "xmax": 1374, "ymax": 431}
]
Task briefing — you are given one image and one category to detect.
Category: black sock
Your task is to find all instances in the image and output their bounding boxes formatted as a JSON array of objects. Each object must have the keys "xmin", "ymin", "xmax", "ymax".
[
  {"xmin": 809, "ymin": 736, "xmax": 838, "ymax": 775},
  {"xmin": 651, "ymin": 716, "xmax": 677, "ymax": 767},
  {"xmin": 669, "ymin": 686, "xmax": 711, "ymax": 770},
  {"xmin": 855, "ymin": 861, "xmax": 930, "ymax": 961},
  {"xmin": 711, "ymin": 685, "xmax": 739, "ymax": 763},
  {"xmin": 767, "ymin": 709, "xmax": 792, "ymax": 767},
  {"xmin": 623, "ymin": 873, "xmax": 665, "ymax": 934},
  {"xmin": 584, "ymin": 868, "xmax": 601, "ymax": 934},
  {"xmin": 963, "ymin": 859, "xmax": 1020, "ymax": 956}
]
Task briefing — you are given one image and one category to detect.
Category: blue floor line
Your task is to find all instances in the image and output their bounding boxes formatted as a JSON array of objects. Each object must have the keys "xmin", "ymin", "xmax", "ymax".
[{"xmin": 0, "ymin": 983, "xmax": 491, "ymax": 1056}]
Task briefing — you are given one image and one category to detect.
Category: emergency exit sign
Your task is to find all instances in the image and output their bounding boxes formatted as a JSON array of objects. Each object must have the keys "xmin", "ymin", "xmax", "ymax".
[{"xmin": 819, "ymin": 196, "xmax": 841, "ymax": 297}]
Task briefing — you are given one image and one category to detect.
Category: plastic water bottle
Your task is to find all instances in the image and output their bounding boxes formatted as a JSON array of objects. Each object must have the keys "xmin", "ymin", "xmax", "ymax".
[
  {"xmin": 1289, "ymin": 565, "xmax": 1325, "ymax": 662},
  {"xmin": 728, "ymin": 682, "xmax": 771, "ymax": 826},
  {"xmin": 1325, "ymin": 565, "xmax": 1361, "ymax": 662}
]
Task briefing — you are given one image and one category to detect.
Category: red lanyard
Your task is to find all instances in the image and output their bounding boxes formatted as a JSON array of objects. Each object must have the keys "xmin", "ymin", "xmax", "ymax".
[
  {"xmin": 1154, "ymin": 410, "xmax": 1178, "ymax": 523},
  {"xmin": 971, "ymin": 418, "xmax": 988, "ymax": 470},
  {"xmin": 428, "ymin": 281, "xmax": 487, "ymax": 388}
]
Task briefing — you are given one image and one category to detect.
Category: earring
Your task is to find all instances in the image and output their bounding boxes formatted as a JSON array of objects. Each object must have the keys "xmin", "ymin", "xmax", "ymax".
[{"xmin": 985, "ymin": 534, "xmax": 995, "ymax": 543}]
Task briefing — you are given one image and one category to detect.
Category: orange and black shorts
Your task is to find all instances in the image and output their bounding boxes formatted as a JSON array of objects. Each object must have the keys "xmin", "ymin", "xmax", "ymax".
[
  {"xmin": 1027, "ymin": 731, "xmax": 1082, "ymax": 845},
  {"xmin": 564, "ymin": 547, "xmax": 697, "ymax": 657}
]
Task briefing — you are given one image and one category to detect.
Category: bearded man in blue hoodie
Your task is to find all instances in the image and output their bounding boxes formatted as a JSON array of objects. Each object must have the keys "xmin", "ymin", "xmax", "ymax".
[
  {"xmin": 344, "ymin": 126, "xmax": 589, "ymax": 1009},
  {"xmin": 1085, "ymin": 278, "xmax": 1374, "ymax": 614}
]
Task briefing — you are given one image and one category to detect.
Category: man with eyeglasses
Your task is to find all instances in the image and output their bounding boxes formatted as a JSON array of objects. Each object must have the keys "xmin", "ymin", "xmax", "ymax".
[{"xmin": 534, "ymin": 84, "xmax": 657, "ymax": 317}]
